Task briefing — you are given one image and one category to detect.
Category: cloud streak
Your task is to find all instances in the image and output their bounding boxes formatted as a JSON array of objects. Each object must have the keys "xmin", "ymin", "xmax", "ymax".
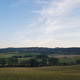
[
  {"xmin": 16, "ymin": 0, "xmax": 80, "ymax": 47},
  {"xmin": 33, "ymin": 0, "xmax": 80, "ymax": 34}
]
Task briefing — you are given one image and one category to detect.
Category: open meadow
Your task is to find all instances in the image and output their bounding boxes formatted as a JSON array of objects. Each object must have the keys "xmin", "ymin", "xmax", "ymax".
[{"xmin": 0, "ymin": 65, "xmax": 80, "ymax": 80}]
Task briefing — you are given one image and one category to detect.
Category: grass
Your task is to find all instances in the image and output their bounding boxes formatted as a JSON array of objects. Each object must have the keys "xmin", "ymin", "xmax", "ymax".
[
  {"xmin": 0, "ymin": 53, "xmax": 80, "ymax": 80},
  {"xmin": 0, "ymin": 54, "xmax": 80, "ymax": 64},
  {"xmin": 49, "ymin": 54, "xmax": 80, "ymax": 64},
  {"xmin": 0, "ymin": 52, "xmax": 40, "ymax": 58},
  {"xmin": 18, "ymin": 57, "xmax": 33, "ymax": 62},
  {"xmin": 59, "ymin": 57, "xmax": 76, "ymax": 63},
  {"xmin": 0, "ymin": 65, "xmax": 80, "ymax": 80},
  {"xmin": 0, "ymin": 53, "xmax": 80, "ymax": 64}
]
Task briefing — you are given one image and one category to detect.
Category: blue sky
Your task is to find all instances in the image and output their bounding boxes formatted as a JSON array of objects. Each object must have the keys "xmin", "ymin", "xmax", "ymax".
[{"xmin": 0, "ymin": 0, "xmax": 80, "ymax": 48}]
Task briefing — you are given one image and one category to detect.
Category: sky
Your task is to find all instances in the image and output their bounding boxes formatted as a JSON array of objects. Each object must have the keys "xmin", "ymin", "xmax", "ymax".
[{"xmin": 0, "ymin": 0, "xmax": 80, "ymax": 48}]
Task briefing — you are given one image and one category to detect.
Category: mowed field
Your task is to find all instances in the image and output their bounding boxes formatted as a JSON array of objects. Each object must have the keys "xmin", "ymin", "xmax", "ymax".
[{"xmin": 0, "ymin": 65, "xmax": 80, "ymax": 80}]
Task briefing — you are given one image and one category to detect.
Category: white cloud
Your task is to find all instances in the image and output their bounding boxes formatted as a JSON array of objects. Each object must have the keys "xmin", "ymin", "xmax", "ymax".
[
  {"xmin": 33, "ymin": 0, "xmax": 80, "ymax": 34},
  {"xmin": 15, "ymin": 0, "xmax": 80, "ymax": 47},
  {"xmin": 56, "ymin": 33, "xmax": 80, "ymax": 37}
]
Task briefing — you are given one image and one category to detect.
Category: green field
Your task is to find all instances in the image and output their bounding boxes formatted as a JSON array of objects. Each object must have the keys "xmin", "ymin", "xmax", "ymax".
[
  {"xmin": 0, "ymin": 54, "xmax": 80, "ymax": 80},
  {"xmin": 0, "ymin": 53, "xmax": 80, "ymax": 64},
  {"xmin": 0, "ymin": 65, "xmax": 80, "ymax": 80},
  {"xmin": 0, "ymin": 52, "xmax": 40, "ymax": 58},
  {"xmin": 49, "ymin": 54, "xmax": 80, "ymax": 64}
]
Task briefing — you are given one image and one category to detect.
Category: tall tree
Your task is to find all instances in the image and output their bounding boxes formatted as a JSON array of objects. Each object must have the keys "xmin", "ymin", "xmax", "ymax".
[
  {"xmin": 0, "ymin": 58, "xmax": 6, "ymax": 66},
  {"xmin": 76, "ymin": 60, "xmax": 80, "ymax": 64},
  {"xmin": 29, "ymin": 58, "xmax": 39, "ymax": 67},
  {"xmin": 6, "ymin": 58, "xmax": 14, "ymax": 66},
  {"xmin": 13, "ymin": 58, "xmax": 18, "ymax": 66},
  {"xmin": 41, "ymin": 58, "xmax": 47, "ymax": 66},
  {"xmin": 48, "ymin": 58, "xmax": 59, "ymax": 66},
  {"xmin": 36, "ymin": 54, "xmax": 48, "ymax": 59}
]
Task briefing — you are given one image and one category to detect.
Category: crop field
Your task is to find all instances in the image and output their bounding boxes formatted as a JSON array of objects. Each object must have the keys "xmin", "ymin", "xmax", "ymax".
[{"xmin": 0, "ymin": 65, "xmax": 80, "ymax": 80}]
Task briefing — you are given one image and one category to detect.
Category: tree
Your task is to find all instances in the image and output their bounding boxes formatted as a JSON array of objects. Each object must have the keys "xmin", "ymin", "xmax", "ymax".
[
  {"xmin": 6, "ymin": 58, "xmax": 14, "ymax": 66},
  {"xmin": 25, "ymin": 60, "xmax": 30, "ymax": 67},
  {"xmin": 19, "ymin": 60, "xmax": 30, "ymax": 67},
  {"xmin": 41, "ymin": 58, "xmax": 47, "ymax": 66},
  {"xmin": 76, "ymin": 60, "xmax": 80, "ymax": 64},
  {"xmin": 6, "ymin": 58, "xmax": 18, "ymax": 66},
  {"xmin": 19, "ymin": 61, "xmax": 26, "ymax": 67},
  {"xmin": 48, "ymin": 58, "xmax": 59, "ymax": 66},
  {"xmin": 36, "ymin": 54, "xmax": 48, "ymax": 59},
  {"xmin": 29, "ymin": 58, "xmax": 39, "ymax": 67},
  {"xmin": 0, "ymin": 58, "xmax": 6, "ymax": 66},
  {"xmin": 13, "ymin": 58, "xmax": 18, "ymax": 66}
]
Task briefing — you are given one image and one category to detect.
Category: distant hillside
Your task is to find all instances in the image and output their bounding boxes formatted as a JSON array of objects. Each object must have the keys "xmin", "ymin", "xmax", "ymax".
[{"xmin": 0, "ymin": 47, "xmax": 80, "ymax": 55}]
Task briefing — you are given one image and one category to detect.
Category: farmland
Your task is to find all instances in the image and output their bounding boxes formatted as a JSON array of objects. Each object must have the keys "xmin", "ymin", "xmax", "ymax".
[
  {"xmin": 49, "ymin": 54, "xmax": 80, "ymax": 64},
  {"xmin": 0, "ymin": 65, "xmax": 80, "ymax": 80},
  {"xmin": 0, "ymin": 48, "xmax": 80, "ymax": 80},
  {"xmin": 0, "ymin": 53, "xmax": 80, "ymax": 64},
  {"xmin": 0, "ymin": 52, "xmax": 40, "ymax": 58},
  {"xmin": 0, "ymin": 47, "xmax": 80, "ymax": 64}
]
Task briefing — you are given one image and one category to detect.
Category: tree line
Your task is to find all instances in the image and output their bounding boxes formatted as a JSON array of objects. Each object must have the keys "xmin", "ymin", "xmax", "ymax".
[
  {"xmin": 0, "ymin": 47, "xmax": 80, "ymax": 55},
  {"xmin": 0, "ymin": 54, "xmax": 80, "ymax": 67}
]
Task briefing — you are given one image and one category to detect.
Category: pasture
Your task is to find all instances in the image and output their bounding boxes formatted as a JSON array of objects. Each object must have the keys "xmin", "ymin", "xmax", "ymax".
[
  {"xmin": 49, "ymin": 54, "xmax": 80, "ymax": 64},
  {"xmin": 0, "ymin": 53, "xmax": 80, "ymax": 64},
  {"xmin": 0, "ymin": 52, "xmax": 40, "ymax": 58},
  {"xmin": 0, "ymin": 65, "xmax": 80, "ymax": 80}
]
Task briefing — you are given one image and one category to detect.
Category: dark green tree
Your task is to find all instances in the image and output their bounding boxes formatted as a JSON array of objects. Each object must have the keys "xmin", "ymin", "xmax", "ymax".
[
  {"xmin": 42, "ymin": 58, "xmax": 47, "ymax": 66},
  {"xmin": 29, "ymin": 58, "xmax": 39, "ymax": 67},
  {"xmin": 36, "ymin": 54, "xmax": 48, "ymax": 59},
  {"xmin": 6, "ymin": 58, "xmax": 14, "ymax": 66},
  {"xmin": 13, "ymin": 58, "xmax": 18, "ymax": 66},
  {"xmin": 76, "ymin": 60, "xmax": 80, "ymax": 64},
  {"xmin": 0, "ymin": 58, "xmax": 6, "ymax": 66},
  {"xmin": 19, "ymin": 61, "xmax": 26, "ymax": 67},
  {"xmin": 19, "ymin": 60, "xmax": 30, "ymax": 67},
  {"xmin": 48, "ymin": 58, "xmax": 59, "ymax": 66},
  {"xmin": 25, "ymin": 60, "xmax": 30, "ymax": 67}
]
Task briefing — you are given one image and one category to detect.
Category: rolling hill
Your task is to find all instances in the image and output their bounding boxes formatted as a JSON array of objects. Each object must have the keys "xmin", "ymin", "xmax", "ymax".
[{"xmin": 0, "ymin": 47, "xmax": 80, "ymax": 55}]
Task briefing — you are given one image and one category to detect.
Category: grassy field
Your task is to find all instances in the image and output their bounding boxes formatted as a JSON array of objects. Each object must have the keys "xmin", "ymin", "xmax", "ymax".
[
  {"xmin": 49, "ymin": 54, "xmax": 80, "ymax": 64},
  {"xmin": 0, "ymin": 53, "xmax": 80, "ymax": 64},
  {"xmin": 0, "ymin": 52, "xmax": 40, "ymax": 58},
  {"xmin": 0, "ymin": 65, "xmax": 80, "ymax": 80},
  {"xmin": 0, "ymin": 54, "xmax": 80, "ymax": 80}
]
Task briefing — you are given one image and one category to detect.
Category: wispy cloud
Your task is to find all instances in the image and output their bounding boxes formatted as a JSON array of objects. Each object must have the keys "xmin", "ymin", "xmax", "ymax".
[
  {"xmin": 33, "ymin": 0, "xmax": 80, "ymax": 34},
  {"xmin": 15, "ymin": 0, "xmax": 80, "ymax": 47}
]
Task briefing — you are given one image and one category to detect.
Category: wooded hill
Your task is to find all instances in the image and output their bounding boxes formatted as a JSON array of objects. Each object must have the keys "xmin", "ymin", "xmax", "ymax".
[{"xmin": 0, "ymin": 47, "xmax": 80, "ymax": 55}]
